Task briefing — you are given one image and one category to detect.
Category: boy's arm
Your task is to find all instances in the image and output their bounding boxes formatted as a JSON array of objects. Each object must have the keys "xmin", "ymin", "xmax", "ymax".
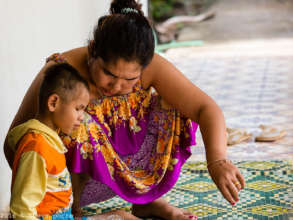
[{"xmin": 11, "ymin": 151, "xmax": 47, "ymax": 220}]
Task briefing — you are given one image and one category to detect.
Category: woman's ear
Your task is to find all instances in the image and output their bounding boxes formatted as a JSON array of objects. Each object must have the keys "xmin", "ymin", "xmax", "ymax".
[
  {"xmin": 47, "ymin": 94, "xmax": 60, "ymax": 112},
  {"xmin": 88, "ymin": 40, "xmax": 97, "ymax": 60}
]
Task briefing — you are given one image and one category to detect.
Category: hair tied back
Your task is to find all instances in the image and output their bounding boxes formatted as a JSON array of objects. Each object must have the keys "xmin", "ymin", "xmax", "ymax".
[{"xmin": 121, "ymin": 7, "xmax": 138, "ymax": 14}]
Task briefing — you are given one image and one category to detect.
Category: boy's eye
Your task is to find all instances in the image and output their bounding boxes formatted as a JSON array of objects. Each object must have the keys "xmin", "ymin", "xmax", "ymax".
[{"xmin": 76, "ymin": 106, "xmax": 85, "ymax": 111}]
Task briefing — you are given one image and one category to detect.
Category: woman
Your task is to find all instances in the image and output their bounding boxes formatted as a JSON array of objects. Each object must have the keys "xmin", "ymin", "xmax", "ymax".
[{"xmin": 4, "ymin": 0, "xmax": 245, "ymax": 219}]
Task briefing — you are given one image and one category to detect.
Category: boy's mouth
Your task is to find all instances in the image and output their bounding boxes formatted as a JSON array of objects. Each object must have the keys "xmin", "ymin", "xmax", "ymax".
[{"xmin": 73, "ymin": 124, "xmax": 81, "ymax": 129}]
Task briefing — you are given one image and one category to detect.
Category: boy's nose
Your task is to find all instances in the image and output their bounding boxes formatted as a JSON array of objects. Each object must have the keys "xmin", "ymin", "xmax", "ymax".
[{"xmin": 78, "ymin": 113, "xmax": 84, "ymax": 122}]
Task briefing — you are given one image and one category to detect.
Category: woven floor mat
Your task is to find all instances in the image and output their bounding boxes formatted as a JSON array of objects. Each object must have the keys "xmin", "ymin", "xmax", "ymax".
[{"xmin": 82, "ymin": 160, "xmax": 293, "ymax": 219}]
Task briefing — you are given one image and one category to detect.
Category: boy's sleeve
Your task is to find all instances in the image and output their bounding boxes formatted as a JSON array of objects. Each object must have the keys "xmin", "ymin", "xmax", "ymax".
[{"xmin": 10, "ymin": 151, "xmax": 47, "ymax": 220}]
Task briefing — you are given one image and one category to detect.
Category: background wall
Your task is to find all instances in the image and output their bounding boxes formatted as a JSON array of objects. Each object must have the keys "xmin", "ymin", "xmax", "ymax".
[{"xmin": 0, "ymin": 0, "xmax": 147, "ymax": 215}]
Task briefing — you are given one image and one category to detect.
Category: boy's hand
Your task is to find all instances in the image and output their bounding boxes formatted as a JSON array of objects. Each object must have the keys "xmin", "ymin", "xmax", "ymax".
[{"xmin": 207, "ymin": 160, "xmax": 245, "ymax": 206}]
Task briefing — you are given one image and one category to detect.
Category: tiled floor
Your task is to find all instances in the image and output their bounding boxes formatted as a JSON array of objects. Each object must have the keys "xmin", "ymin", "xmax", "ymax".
[{"xmin": 163, "ymin": 39, "xmax": 293, "ymax": 162}]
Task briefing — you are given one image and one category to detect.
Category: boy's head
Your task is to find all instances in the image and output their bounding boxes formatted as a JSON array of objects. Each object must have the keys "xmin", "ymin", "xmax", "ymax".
[{"xmin": 39, "ymin": 63, "xmax": 90, "ymax": 134}]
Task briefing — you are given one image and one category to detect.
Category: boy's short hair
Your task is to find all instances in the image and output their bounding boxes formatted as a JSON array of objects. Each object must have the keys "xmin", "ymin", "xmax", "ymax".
[{"xmin": 39, "ymin": 63, "xmax": 89, "ymax": 114}]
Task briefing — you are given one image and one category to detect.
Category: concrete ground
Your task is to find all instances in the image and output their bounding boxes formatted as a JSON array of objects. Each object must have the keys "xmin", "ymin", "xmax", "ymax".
[{"xmin": 178, "ymin": 0, "xmax": 293, "ymax": 43}]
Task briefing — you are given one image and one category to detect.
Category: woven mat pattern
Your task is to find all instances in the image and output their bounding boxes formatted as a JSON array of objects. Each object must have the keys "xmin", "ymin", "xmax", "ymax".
[{"xmin": 82, "ymin": 160, "xmax": 293, "ymax": 219}]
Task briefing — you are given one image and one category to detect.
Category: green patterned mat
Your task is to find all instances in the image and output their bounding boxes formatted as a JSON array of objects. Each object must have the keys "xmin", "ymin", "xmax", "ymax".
[{"xmin": 82, "ymin": 160, "xmax": 293, "ymax": 219}]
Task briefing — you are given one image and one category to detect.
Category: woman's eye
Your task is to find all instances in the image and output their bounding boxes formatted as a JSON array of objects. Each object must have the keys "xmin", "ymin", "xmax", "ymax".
[{"xmin": 103, "ymin": 70, "xmax": 113, "ymax": 77}]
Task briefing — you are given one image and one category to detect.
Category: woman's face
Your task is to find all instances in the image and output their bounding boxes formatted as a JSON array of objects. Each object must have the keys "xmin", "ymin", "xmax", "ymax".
[{"xmin": 89, "ymin": 57, "xmax": 142, "ymax": 97}]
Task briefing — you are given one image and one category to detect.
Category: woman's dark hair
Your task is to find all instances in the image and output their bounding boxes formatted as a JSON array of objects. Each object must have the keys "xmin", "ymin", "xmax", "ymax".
[
  {"xmin": 39, "ymin": 63, "xmax": 89, "ymax": 114},
  {"xmin": 88, "ymin": 0, "xmax": 155, "ymax": 68}
]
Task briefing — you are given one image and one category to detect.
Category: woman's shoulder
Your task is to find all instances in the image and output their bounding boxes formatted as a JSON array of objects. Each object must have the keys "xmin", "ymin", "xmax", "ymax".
[
  {"xmin": 61, "ymin": 46, "xmax": 88, "ymax": 64},
  {"xmin": 60, "ymin": 47, "xmax": 88, "ymax": 72},
  {"xmin": 46, "ymin": 47, "xmax": 87, "ymax": 66},
  {"xmin": 46, "ymin": 47, "xmax": 90, "ymax": 80}
]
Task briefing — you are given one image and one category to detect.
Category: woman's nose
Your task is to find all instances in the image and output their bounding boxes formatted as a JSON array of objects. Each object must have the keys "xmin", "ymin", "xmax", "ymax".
[{"xmin": 109, "ymin": 79, "xmax": 122, "ymax": 92}]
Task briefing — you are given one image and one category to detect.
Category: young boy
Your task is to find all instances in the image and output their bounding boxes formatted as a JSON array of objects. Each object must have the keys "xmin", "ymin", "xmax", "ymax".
[{"xmin": 8, "ymin": 63, "xmax": 90, "ymax": 220}]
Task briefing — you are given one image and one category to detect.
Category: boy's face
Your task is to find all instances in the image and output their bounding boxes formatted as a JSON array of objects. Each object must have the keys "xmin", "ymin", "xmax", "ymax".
[{"xmin": 53, "ymin": 84, "xmax": 90, "ymax": 134}]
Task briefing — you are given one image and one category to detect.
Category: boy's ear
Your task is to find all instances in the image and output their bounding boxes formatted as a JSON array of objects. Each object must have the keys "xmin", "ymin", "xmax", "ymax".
[{"xmin": 47, "ymin": 94, "xmax": 60, "ymax": 112}]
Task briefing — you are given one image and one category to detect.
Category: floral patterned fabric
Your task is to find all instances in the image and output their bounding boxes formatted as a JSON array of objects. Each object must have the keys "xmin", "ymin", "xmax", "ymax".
[{"xmin": 47, "ymin": 53, "xmax": 198, "ymax": 205}]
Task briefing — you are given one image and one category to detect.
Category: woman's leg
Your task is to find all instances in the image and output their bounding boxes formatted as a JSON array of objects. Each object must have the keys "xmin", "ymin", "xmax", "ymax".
[
  {"xmin": 72, "ymin": 176, "xmax": 195, "ymax": 219},
  {"xmin": 72, "ymin": 176, "xmax": 141, "ymax": 220},
  {"xmin": 132, "ymin": 197, "xmax": 197, "ymax": 220},
  {"xmin": 88, "ymin": 210, "xmax": 141, "ymax": 220}
]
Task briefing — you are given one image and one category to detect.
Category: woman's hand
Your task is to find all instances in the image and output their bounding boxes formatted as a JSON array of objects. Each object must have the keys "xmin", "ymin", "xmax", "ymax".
[{"xmin": 207, "ymin": 159, "xmax": 245, "ymax": 206}]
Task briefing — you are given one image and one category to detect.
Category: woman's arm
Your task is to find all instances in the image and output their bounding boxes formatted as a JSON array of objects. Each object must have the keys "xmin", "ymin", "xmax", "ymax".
[
  {"xmin": 4, "ymin": 62, "xmax": 54, "ymax": 168},
  {"xmin": 142, "ymin": 53, "xmax": 227, "ymax": 162},
  {"xmin": 142, "ymin": 53, "xmax": 245, "ymax": 205}
]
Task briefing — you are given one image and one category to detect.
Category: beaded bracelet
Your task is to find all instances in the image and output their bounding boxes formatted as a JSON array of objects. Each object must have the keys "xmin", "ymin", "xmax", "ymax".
[{"xmin": 207, "ymin": 159, "xmax": 232, "ymax": 169}]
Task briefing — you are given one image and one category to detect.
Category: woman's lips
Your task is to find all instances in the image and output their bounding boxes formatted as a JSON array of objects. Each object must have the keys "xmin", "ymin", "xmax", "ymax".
[{"xmin": 102, "ymin": 88, "xmax": 114, "ymax": 96}]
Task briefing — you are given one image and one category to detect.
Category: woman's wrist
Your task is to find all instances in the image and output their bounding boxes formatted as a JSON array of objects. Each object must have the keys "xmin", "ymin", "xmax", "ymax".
[{"xmin": 207, "ymin": 158, "xmax": 232, "ymax": 169}]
